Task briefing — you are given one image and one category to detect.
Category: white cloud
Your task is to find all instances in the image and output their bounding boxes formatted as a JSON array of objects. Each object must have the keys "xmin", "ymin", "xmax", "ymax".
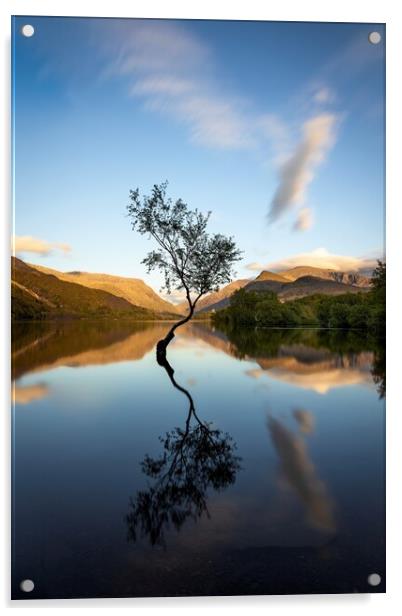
[
  {"xmin": 99, "ymin": 21, "xmax": 343, "ymax": 217},
  {"xmin": 14, "ymin": 235, "xmax": 71, "ymax": 257},
  {"xmin": 174, "ymin": 92, "xmax": 254, "ymax": 149},
  {"xmin": 313, "ymin": 87, "xmax": 334, "ymax": 104},
  {"xmin": 268, "ymin": 114, "xmax": 338, "ymax": 224},
  {"xmin": 246, "ymin": 248, "xmax": 379, "ymax": 273},
  {"xmin": 245, "ymin": 261, "xmax": 266, "ymax": 272},
  {"xmin": 104, "ymin": 21, "xmax": 255, "ymax": 150},
  {"xmin": 106, "ymin": 21, "xmax": 208, "ymax": 76},
  {"xmin": 293, "ymin": 207, "xmax": 313, "ymax": 232},
  {"xmin": 131, "ymin": 76, "xmax": 195, "ymax": 97}
]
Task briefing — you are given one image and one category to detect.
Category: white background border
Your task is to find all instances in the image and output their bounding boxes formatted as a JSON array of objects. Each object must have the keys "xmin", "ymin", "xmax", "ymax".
[{"xmin": 1, "ymin": 1, "xmax": 401, "ymax": 614}]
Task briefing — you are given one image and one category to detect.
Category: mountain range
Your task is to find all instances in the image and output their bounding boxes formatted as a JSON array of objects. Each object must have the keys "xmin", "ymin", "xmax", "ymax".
[
  {"xmin": 11, "ymin": 257, "xmax": 372, "ymax": 321},
  {"xmin": 30, "ymin": 262, "xmax": 183, "ymax": 315},
  {"xmin": 11, "ymin": 257, "xmax": 180, "ymax": 321},
  {"xmin": 192, "ymin": 265, "xmax": 371, "ymax": 313}
]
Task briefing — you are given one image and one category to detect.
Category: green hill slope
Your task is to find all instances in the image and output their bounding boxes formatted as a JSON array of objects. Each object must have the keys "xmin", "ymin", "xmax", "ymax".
[
  {"xmin": 30, "ymin": 263, "xmax": 183, "ymax": 315},
  {"xmin": 12, "ymin": 257, "xmax": 157, "ymax": 321}
]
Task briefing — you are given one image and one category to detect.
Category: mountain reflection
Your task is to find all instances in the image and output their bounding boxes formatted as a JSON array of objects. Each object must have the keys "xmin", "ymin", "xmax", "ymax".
[
  {"xmin": 125, "ymin": 353, "xmax": 241, "ymax": 547},
  {"xmin": 209, "ymin": 325, "xmax": 385, "ymax": 397},
  {"xmin": 12, "ymin": 321, "xmax": 171, "ymax": 380},
  {"xmin": 267, "ymin": 413, "xmax": 336, "ymax": 533},
  {"xmin": 246, "ymin": 355, "xmax": 374, "ymax": 394},
  {"xmin": 12, "ymin": 382, "xmax": 49, "ymax": 405},
  {"xmin": 12, "ymin": 321, "xmax": 385, "ymax": 400}
]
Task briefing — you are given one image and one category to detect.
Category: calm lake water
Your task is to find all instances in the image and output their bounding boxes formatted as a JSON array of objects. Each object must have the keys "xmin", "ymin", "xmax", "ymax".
[{"xmin": 11, "ymin": 321, "xmax": 385, "ymax": 599}]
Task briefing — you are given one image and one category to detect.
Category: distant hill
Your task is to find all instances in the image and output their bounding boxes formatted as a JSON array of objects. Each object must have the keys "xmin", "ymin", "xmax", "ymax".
[
  {"xmin": 30, "ymin": 263, "xmax": 183, "ymax": 316},
  {"xmin": 12, "ymin": 257, "xmax": 159, "ymax": 321},
  {"xmin": 254, "ymin": 271, "xmax": 289, "ymax": 283},
  {"xmin": 263, "ymin": 275, "xmax": 369, "ymax": 301},
  {"xmin": 195, "ymin": 266, "xmax": 372, "ymax": 313},
  {"xmin": 181, "ymin": 279, "xmax": 250, "ymax": 315},
  {"xmin": 278, "ymin": 266, "xmax": 371, "ymax": 287},
  {"xmin": 12, "ymin": 256, "xmax": 373, "ymax": 320}
]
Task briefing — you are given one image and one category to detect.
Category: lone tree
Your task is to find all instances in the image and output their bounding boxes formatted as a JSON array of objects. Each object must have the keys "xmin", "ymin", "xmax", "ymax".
[{"xmin": 127, "ymin": 182, "xmax": 242, "ymax": 360}]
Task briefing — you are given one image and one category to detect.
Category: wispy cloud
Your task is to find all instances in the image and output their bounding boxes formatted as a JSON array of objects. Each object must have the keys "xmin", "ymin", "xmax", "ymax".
[
  {"xmin": 293, "ymin": 207, "xmax": 313, "ymax": 232},
  {"xmin": 33, "ymin": 21, "xmax": 383, "ymax": 236},
  {"xmin": 268, "ymin": 114, "xmax": 338, "ymax": 224},
  {"xmin": 88, "ymin": 21, "xmax": 346, "ymax": 226},
  {"xmin": 313, "ymin": 86, "xmax": 335, "ymax": 105},
  {"xmin": 103, "ymin": 21, "xmax": 256, "ymax": 149},
  {"xmin": 14, "ymin": 235, "xmax": 71, "ymax": 257},
  {"xmin": 246, "ymin": 248, "xmax": 379, "ymax": 273}
]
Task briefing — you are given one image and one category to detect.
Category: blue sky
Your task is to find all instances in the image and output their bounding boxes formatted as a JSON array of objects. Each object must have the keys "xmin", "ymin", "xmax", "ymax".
[{"xmin": 12, "ymin": 17, "xmax": 385, "ymax": 297}]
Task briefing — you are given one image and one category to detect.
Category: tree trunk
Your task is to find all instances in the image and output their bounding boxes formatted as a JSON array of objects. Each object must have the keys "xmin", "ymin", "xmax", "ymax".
[{"xmin": 156, "ymin": 303, "xmax": 195, "ymax": 364}]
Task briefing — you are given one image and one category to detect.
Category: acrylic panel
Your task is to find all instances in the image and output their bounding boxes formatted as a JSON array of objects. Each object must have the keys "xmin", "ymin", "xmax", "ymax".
[{"xmin": 11, "ymin": 16, "xmax": 385, "ymax": 599}]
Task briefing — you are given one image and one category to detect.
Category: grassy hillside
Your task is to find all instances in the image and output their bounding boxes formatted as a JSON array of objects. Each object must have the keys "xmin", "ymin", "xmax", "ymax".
[
  {"xmin": 12, "ymin": 257, "xmax": 158, "ymax": 321},
  {"xmin": 30, "ymin": 262, "xmax": 183, "ymax": 315},
  {"xmin": 12, "ymin": 280, "xmax": 53, "ymax": 321}
]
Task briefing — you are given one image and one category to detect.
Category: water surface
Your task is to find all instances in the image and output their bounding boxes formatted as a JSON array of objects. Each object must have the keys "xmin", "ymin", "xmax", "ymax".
[{"xmin": 12, "ymin": 321, "xmax": 385, "ymax": 598}]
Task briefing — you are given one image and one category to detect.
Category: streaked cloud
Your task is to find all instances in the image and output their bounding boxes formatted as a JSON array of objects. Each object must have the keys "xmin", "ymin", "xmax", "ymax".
[
  {"xmin": 268, "ymin": 415, "xmax": 335, "ymax": 532},
  {"xmin": 14, "ymin": 235, "xmax": 71, "ymax": 257},
  {"xmin": 246, "ymin": 248, "xmax": 378, "ymax": 273},
  {"xmin": 293, "ymin": 207, "xmax": 313, "ymax": 232},
  {"xmin": 104, "ymin": 21, "xmax": 255, "ymax": 149},
  {"xmin": 99, "ymin": 16, "xmax": 351, "ymax": 238},
  {"xmin": 268, "ymin": 114, "xmax": 338, "ymax": 224}
]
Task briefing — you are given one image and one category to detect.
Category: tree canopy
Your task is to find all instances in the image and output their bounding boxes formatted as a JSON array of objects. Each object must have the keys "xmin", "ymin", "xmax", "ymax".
[{"xmin": 127, "ymin": 182, "xmax": 242, "ymax": 314}]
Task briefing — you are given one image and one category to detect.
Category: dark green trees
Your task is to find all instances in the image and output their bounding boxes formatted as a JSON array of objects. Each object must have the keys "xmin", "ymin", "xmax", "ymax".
[{"xmin": 213, "ymin": 261, "xmax": 386, "ymax": 334}]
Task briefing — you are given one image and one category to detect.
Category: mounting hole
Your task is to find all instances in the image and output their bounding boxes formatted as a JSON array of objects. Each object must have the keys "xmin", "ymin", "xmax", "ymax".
[
  {"xmin": 368, "ymin": 32, "xmax": 381, "ymax": 45},
  {"xmin": 21, "ymin": 24, "xmax": 35, "ymax": 38},
  {"xmin": 367, "ymin": 573, "xmax": 381, "ymax": 587},
  {"xmin": 20, "ymin": 579, "xmax": 34, "ymax": 593}
]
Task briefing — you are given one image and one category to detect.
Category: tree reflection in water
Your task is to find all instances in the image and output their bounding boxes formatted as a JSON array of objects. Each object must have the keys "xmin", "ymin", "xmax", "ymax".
[
  {"xmin": 372, "ymin": 346, "xmax": 385, "ymax": 399},
  {"xmin": 126, "ymin": 352, "xmax": 241, "ymax": 547}
]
